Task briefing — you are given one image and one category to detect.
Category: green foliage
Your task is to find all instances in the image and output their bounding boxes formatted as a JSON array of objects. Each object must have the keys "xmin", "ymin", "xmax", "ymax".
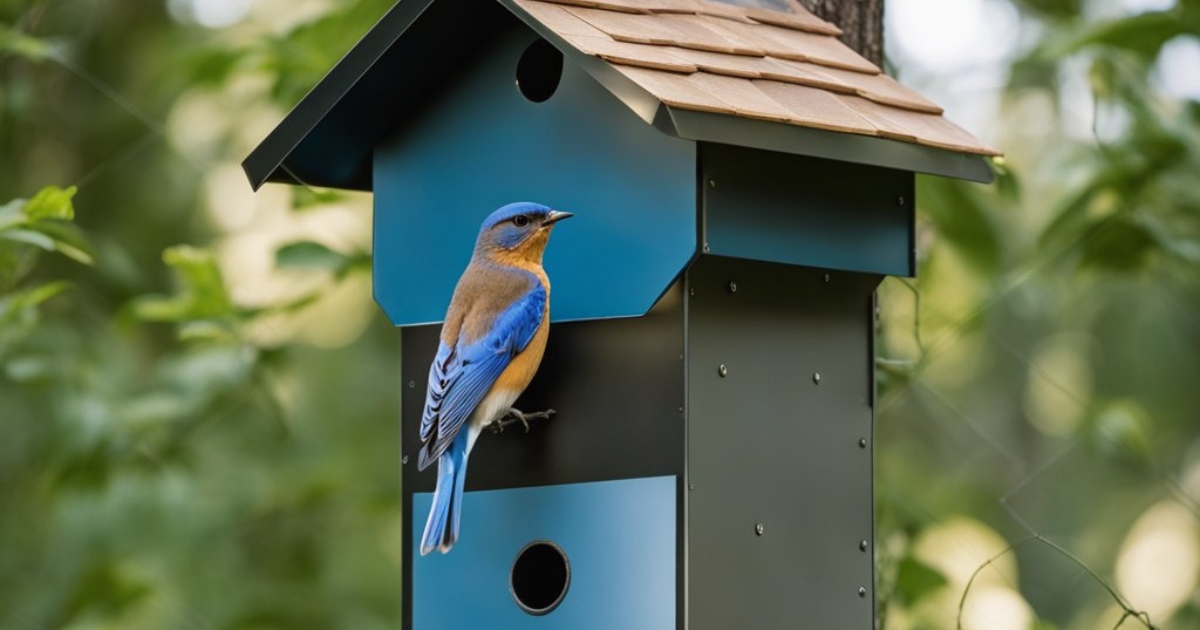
[
  {"xmin": 878, "ymin": 3, "xmax": 1200, "ymax": 629},
  {"xmin": 0, "ymin": 3, "xmax": 397, "ymax": 628},
  {"xmin": 0, "ymin": 185, "xmax": 92, "ymax": 359},
  {"xmin": 276, "ymin": 240, "xmax": 371, "ymax": 278},
  {"xmin": 893, "ymin": 556, "xmax": 949, "ymax": 607},
  {"xmin": 133, "ymin": 245, "xmax": 234, "ymax": 323},
  {"xmin": 0, "ymin": 22, "xmax": 54, "ymax": 60}
]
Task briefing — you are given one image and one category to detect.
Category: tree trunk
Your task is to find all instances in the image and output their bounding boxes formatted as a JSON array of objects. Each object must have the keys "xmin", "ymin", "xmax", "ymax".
[{"xmin": 798, "ymin": 0, "xmax": 884, "ymax": 67}]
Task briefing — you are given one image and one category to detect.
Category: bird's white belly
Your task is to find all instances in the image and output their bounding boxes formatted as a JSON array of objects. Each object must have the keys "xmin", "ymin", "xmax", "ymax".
[{"xmin": 465, "ymin": 387, "xmax": 522, "ymax": 454}]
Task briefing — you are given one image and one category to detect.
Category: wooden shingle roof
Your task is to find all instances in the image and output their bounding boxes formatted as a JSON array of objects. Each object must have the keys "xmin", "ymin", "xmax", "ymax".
[
  {"xmin": 243, "ymin": 0, "xmax": 999, "ymax": 192},
  {"xmin": 512, "ymin": 0, "xmax": 1000, "ymax": 156}
]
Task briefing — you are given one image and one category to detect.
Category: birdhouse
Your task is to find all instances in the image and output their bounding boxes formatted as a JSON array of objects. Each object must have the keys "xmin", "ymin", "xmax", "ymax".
[{"xmin": 244, "ymin": 0, "xmax": 998, "ymax": 627}]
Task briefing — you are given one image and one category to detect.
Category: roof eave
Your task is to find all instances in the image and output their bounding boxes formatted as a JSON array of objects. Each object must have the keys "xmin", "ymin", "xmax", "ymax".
[
  {"xmin": 666, "ymin": 108, "xmax": 996, "ymax": 183},
  {"xmin": 241, "ymin": 0, "xmax": 439, "ymax": 191}
]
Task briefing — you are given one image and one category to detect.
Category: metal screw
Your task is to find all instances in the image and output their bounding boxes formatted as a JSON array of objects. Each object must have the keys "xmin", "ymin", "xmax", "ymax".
[
  {"xmin": 823, "ymin": 273, "xmax": 831, "ymax": 283},
  {"xmin": 402, "ymin": 455, "xmax": 409, "ymax": 465},
  {"xmin": 678, "ymin": 406, "xmax": 684, "ymax": 413},
  {"xmin": 897, "ymin": 196, "xmax": 905, "ymax": 206},
  {"xmin": 755, "ymin": 523, "xmax": 765, "ymax": 536},
  {"xmin": 689, "ymin": 484, "xmax": 695, "ymax": 491},
  {"xmin": 708, "ymin": 179, "xmax": 717, "ymax": 189},
  {"xmin": 858, "ymin": 437, "xmax": 868, "ymax": 449},
  {"xmin": 859, "ymin": 540, "xmax": 869, "ymax": 552},
  {"xmin": 728, "ymin": 280, "xmax": 738, "ymax": 293},
  {"xmin": 689, "ymin": 288, "xmax": 695, "ymax": 296},
  {"xmin": 702, "ymin": 242, "xmax": 710, "ymax": 253},
  {"xmin": 408, "ymin": 380, "xmax": 416, "ymax": 388},
  {"xmin": 812, "ymin": 372, "xmax": 821, "ymax": 385},
  {"xmin": 858, "ymin": 586, "xmax": 867, "ymax": 598},
  {"xmin": 718, "ymin": 364, "xmax": 728, "ymax": 377}
]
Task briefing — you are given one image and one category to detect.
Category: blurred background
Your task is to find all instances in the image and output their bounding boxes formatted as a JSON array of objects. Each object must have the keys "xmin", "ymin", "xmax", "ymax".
[{"xmin": 0, "ymin": 0, "xmax": 1197, "ymax": 628}]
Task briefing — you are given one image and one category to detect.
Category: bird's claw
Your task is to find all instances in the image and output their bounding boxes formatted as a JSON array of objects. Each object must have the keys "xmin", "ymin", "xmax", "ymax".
[{"xmin": 488, "ymin": 408, "xmax": 556, "ymax": 434}]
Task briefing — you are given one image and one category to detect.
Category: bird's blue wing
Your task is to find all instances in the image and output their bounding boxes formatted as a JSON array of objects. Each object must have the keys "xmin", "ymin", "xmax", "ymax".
[{"xmin": 417, "ymin": 282, "xmax": 546, "ymax": 469}]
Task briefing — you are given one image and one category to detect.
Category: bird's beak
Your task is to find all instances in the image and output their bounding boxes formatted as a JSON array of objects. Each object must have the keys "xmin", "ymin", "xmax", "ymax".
[{"xmin": 543, "ymin": 210, "xmax": 574, "ymax": 226}]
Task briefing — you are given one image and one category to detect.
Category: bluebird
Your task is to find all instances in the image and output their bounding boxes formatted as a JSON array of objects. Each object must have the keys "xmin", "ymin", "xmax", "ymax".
[{"xmin": 417, "ymin": 201, "xmax": 572, "ymax": 555}]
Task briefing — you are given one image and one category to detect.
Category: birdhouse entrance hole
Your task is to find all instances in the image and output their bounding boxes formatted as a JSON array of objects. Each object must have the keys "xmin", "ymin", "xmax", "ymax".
[
  {"xmin": 510, "ymin": 540, "xmax": 570, "ymax": 615},
  {"xmin": 515, "ymin": 38, "xmax": 562, "ymax": 103}
]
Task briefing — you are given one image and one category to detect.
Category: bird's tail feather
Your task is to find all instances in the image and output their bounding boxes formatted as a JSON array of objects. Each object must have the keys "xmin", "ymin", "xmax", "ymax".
[{"xmin": 419, "ymin": 435, "xmax": 469, "ymax": 555}]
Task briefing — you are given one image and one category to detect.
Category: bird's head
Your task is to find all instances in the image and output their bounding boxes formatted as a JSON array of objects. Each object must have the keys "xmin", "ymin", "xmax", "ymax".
[{"xmin": 474, "ymin": 202, "xmax": 573, "ymax": 265}]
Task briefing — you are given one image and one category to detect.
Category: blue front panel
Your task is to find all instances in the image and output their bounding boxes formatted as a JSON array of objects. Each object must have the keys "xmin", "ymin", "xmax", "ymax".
[
  {"xmin": 373, "ymin": 28, "xmax": 696, "ymax": 326},
  {"xmin": 412, "ymin": 476, "xmax": 676, "ymax": 629}
]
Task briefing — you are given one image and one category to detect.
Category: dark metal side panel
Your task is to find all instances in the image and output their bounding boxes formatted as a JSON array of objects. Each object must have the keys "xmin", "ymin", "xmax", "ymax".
[
  {"xmin": 685, "ymin": 255, "xmax": 878, "ymax": 629},
  {"xmin": 400, "ymin": 284, "xmax": 685, "ymax": 492}
]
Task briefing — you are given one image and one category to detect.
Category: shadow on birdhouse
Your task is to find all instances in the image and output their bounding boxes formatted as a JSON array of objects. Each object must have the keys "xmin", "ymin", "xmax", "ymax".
[{"xmin": 244, "ymin": 0, "xmax": 999, "ymax": 627}]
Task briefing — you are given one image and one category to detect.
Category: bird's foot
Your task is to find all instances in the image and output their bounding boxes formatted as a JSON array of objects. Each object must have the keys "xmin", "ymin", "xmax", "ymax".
[{"xmin": 488, "ymin": 408, "xmax": 556, "ymax": 434}]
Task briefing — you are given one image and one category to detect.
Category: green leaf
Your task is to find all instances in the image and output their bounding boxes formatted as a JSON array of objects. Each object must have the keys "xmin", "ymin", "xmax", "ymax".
[
  {"xmin": 917, "ymin": 176, "xmax": 1003, "ymax": 275},
  {"xmin": 22, "ymin": 185, "xmax": 77, "ymax": 221},
  {"xmin": 1064, "ymin": 11, "xmax": 1189, "ymax": 59},
  {"xmin": 17, "ymin": 280, "xmax": 74, "ymax": 309},
  {"xmin": 0, "ymin": 198, "xmax": 24, "ymax": 230},
  {"xmin": 275, "ymin": 241, "xmax": 348, "ymax": 272},
  {"xmin": 1091, "ymin": 400, "xmax": 1153, "ymax": 461},
  {"xmin": 3, "ymin": 354, "xmax": 56, "ymax": 383},
  {"xmin": 178, "ymin": 320, "xmax": 237, "ymax": 344},
  {"xmin": 1013, "ymin": 0, "xmax": 1081, "ymax": 19},
  {"xmin": 893, "ymin": 556, "xmax": 948, "ymax": 605},
  {"xmin": 0, "ymin": 281, "xmax": 73, "ymax": 350},
  {"xmin": 162, "ymin": 245, "xmax": 233, "ymax": 314},
  {"xmin": 0, "ymin": 228, "xmax": 56, "ymax": 251},
  {"xmin": 1038, "ymin": 182, "xmax": 1109, "ymax": 251},
  {"xmin": 1079, "ymin": 216, "xmax": 1158, "ymax": 271},
  {"xmin": 33, "ymin": 221, "xmax": 95, "ymax": 265},
  {"xmin": 183, "ymin": 46, "xmax": 247, "ymax": 87},
  {"xmin": 291, "ymin": 187, "xmax": 344, "ymax": 209},
  {"xmin": 133, "ymin": 246, "xmax": 233, "ymax": 323},
  {"xmin": 0, "ymin": 25, "xmax": 53, "ymax": 61},
  {"xmin": 991, "ymin": 159, "xmax": 1021, "ymax": 201}
]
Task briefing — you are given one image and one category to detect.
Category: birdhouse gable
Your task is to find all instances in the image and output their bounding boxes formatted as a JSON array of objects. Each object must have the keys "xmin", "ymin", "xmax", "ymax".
[{"xmin": 372, "ymin": 16, "xmax": 698, "ymax": 326}]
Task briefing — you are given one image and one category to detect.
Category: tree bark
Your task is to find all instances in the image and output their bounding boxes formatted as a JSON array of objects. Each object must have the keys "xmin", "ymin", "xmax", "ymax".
[{"xmin": 798, "ymin": 0, "xmax": 884, "ymax": 67}]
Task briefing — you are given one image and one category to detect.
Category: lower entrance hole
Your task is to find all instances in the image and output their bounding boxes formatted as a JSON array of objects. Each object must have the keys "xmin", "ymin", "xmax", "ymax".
[{"xmin": 510, "ymin": 540, "xmax": 571, "ymax": 615}]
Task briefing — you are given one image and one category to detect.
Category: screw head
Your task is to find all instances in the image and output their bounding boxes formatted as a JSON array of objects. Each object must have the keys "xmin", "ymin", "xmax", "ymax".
[
  {"xmin": 688, "ymin": 483, "xmax": 695, "ymax": 491},
  {"xmin": 689, "ymin": 288, "xmax": 695, "ymax": 296},
  {"xmin": 708, "ymin": 179, "xmax": 717, "ymax": 189},
  {"xmin": 858, "ymin": 586, "xmax": 868, "ymax": 598},
  {"xmin": 897, "ymin": 196, "xmax": 905, "ymax": 206},
  {"xmin": 755, "ymin": 523, "xmax": 764, "ymax": 536},
  {"xmin": 859, "ymin": 437, "xmax": 868, "ymax": 449},
  {"xmin": 408, "ymin": 380, "xmax": 416, "ymax": 388},
  {"xmin": 823, "ymin": 273, "xmax": 831, "ymax": 283},
  {"xmin": 859, "ymin": 539, "xmax": 869, "ymax": 552},
  {"xmin": 728, "ymin": 280, "xmax": 738, "ymax": 293},
  {"xmin": 718, "ymin": 364, "xmax": 728, "ymax": 377},
  {"xmin": 812, "ymin": 372, "xmax": 821, "ymax": 385},
  {"xmin": 402, "ymin": 455, "xmax": 409, "ymax": 465},
  {"xmin": 702, "ymin": 242, "xmax": 710, "ymax": 253}
]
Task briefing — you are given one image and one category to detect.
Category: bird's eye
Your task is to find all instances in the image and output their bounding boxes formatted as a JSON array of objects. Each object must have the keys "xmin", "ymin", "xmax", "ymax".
[{"xmin": 512, "ymin": 215, "xmax": 530, "ymax": 227}]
